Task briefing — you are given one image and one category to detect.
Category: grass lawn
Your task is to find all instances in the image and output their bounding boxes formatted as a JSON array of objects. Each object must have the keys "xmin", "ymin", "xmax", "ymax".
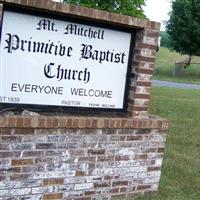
[
  {"xmin": 130, "ymin": 86, "xmax": 200, "ymax": 200},
  {"xmin": 154, "ymin": 47, "xmax": 200, "ymax": 84}
]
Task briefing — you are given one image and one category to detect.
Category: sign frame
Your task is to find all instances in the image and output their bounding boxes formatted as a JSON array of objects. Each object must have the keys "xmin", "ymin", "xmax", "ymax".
[{"xmin": 0, "ymin": 5, "xmax": 136, "ymax": 113}]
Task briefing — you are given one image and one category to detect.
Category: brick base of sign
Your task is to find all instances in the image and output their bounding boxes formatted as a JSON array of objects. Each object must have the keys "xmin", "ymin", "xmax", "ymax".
[{"xmin": 0, "ymin": 115, "xmax": 168, "ymax": 200}]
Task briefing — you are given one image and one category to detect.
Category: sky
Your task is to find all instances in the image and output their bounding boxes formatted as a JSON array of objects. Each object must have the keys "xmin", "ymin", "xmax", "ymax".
[{"xmin": 143, "ymin": 0, "xmax": 172, "ymax": 31}]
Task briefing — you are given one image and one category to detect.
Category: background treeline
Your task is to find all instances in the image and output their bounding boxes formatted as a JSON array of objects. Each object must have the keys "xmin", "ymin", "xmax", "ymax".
[{"xmin": 160, "ymin": 31, "xmax": 171, "ymax": 48}]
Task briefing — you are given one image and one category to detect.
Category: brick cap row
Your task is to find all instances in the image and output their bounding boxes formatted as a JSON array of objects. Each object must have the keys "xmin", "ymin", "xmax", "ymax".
[
  {"xmin": 0, "ymin": 115, "xmax": 169, "ymax": 131},
  {"xmin": 0, "ymin": 0, "xmax": 160, "ymax": 30}
]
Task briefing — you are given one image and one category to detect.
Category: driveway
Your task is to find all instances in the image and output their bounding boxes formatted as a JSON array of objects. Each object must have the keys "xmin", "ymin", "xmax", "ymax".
[{"xmin": 152, "ymin": 80, "xmax": 200, "ymax": 90}]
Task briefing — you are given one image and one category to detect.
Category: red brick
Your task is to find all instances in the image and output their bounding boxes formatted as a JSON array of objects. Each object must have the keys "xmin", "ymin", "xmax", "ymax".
[
  {"xmin": 23, "ymin": 117, "xmax": 31, "ymax": 128},
  {"xmin": 52, "ymin": 118, "xmax": 59, "ymax": 128},
  {"xmin": 66, "ymin": 118, "xmax": 73, "ymax": 127},
  {"xmin": 10, "ymin": 173, "xmax": 30, "ymax": 180},
  {"xmin": 94, "ymin": 182, "xmax": 110, "ymax": 188},
  {"xmin": 111, "ymin": 187, "xmax": 119, "ymax": 193},
  {"xmin": 35, "ymin": 157, "xmax": 54, "ymax": 164},
  {"xmin": 120, "ymin": 187, "xmax": 127, "ymax": 193},
  {"xmin": 106, "ymin": 129, "xmax": 117, "ymax": 134},
  {"xmin": 43, "ymin": 193, "xmax": 63, "ymax": 200},
  {"xmin": 114, "ymin": 119, "xmax": 122, "ymax": 128},
  {"xmin": 97, "ymin": 119, "xmax": 104, "ymax": 128},
  {"xmin": 22, "ymin": 165, "xmax": 44, "ymax": 173},
  {"xmin": 109, "ymin": 119, "xmax": 115, "ymax": 128},
  {"xmin": 35, "ymin": 0, "xmax": 50, "ymax": 9},
  {"xmin": 134, "ymin": 93, "xmax": 150, "ymax": 99},
  {"xmin": 1, "ymin": 136, "xmax": 22, "ymax": 142},
  {"xmin": 78, "ymin": 119, "xmax": 86, "ymax": 128},
  {"xmin": 43, "ymin": 178, "xmax": 64, "ymax": 186},
  {"xmin": 0, "ymin": 175, "xmax": 7, "ymax": 181},
  {"xmin": 0, "ymin": 144, "xmax": 10, "ymax": 150},
  {"xmin": 104, "ymin": 119, "xmax": 109, "ymax": 127},
  {"xmin": 73, "ymin": 197, "xmax": 91, "ymax": 200},
  {"xmin": 75, "ymin": 170, "xmax": 85, "ymax": 176},
  {"xmin": 135, "ymin": 154, "xmax": 148, "ymax": 160},
  {"xmin": 97, "ymin": 156, "xmax": 115, "ymax": 162},
  {"xmin": 112, "ymin": 181, "xmax": 128, "ymax": 187},
  {"xmin": 158, "ymin": 147, "xmax": 165, "ymax": 153},
  {"xmin": 145, "ymin": 30, "xmax": 160, "ymax": 38},
  {"xmin": 137, "ymin": 185, "xmax": 151, "ymax": 190},
  {"xmin": 7, "ymin": 167, "xmax": 21, "ymax": 173},
  {"xmin": 135, "ymin": 55, "xmax": 156, "ymax": 63},
  {"xmin": 46, "ymin": 118, "xmax": 54, "ymax": 128},
  {"xmin": 20, "ymin": 0, "xmax": 29, "ymax": 6},
  {"xmin": 147, "ymin": 166, "xmax": 161, "ymax": 172},
  {"xmin": 0, "ymin": 151, "xmax": 20, "ymax": 158},
  {"xmin": 115, "ymin": 155, "xmax": 130, "ymax": 161},
  {"xmin": 127, "ymin": 135, "xmax": 143, "ymax": 141},
  {"xmin": 58, "ymin": 118, "xmax": 67, "ymax": 128},
  {"xmin": 136, "ymin": 68, "xmax": 154, "ymax": 75},
  {"xmin": 78, "ymin": 157, "xmax": 96, "ymax": 162},
  {"xmin": 14, "ymin": 128, "xmax": 34, "ymax": 135},
  {"xmin": 91, "ymin": 119, "xmax": 97, "ymax": 128},
  {"xmin": 0, "ymin": 128, "xmax": 13, "ymax": 135},
  {"xmin": 12, "ymin": 159, "xmax": 33, "ymax": 166},
  {"xmin": 37, "ymin": 117, "xmax": 46, "ymax": 128},
  {"xmin": 35, "ymin": 143, "xmax": 57, "ymax": 149},
  {"xmin": 22, "ymin": 151, "xmax": 44, "ymax": 157},
  {"xmin": 30, "ymin": 118, "xmax": 39, "ymax": 128},
  {"xmin": 27, "ymin": 0, "xmax": 37, "ymax": 7},
  {"xmin": 16, "ymin": 117, "xmax": 23, "ymax": 127},
  {"xmin": 88, "ymin": 149, "xmax": 105, "ymax": 155},
  {"xmin": 136, "ymin": 81, "xmax": 152, "ymax": 87},
  {"xmin": 84, "ymin": 190, "xmax": 96, "ymax": 195},
  {"xmin": 69, "ymin": 149, "xmax": 87, "ymax": 157},
  {"xmin": 7, "ymin": 116, "xmax": 16, "ymax": 127},
  {"xmin": 132, "ymin": 105, "xmax": 148, "ymax": 112},
  {"xmin": 151, "ymin": 21, "xmax": 161, "ymax": 30},
  {"xmin": 85, "ymin": 118, "xmax": 92, "ymax": 128},
  {"xmin": 72, "ymin": 118, "xmax": 79, "ymax": 128}
]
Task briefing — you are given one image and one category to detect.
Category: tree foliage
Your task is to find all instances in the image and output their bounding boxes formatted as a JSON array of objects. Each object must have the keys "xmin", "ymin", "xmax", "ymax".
[
  {"xmin": 166, "ymin": 0, "xmax": 200, "ymax": 62},
  {"xmin": 64, "ymin": 0, "xmax": 146, "ymax": 18},
  {"xmin": 160, "ymin": 31, "xmax": 172, "ymax": 48}
]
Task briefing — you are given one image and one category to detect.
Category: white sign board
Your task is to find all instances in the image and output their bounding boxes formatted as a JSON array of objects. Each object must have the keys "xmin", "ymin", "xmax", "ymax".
[{"xmin": 0, "ymin": 9, "xmax": 133, "ymax": 110}]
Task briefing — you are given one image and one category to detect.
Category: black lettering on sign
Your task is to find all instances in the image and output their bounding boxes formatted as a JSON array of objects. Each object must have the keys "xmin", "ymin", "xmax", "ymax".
[
  {"xmin": 4, "ymin": 33, "xmax": 73, "ymax": 57},
  {"xmin": 44, "ymin": 63, "xmax": 90, "ymax": 83},
  {"xmin": 64, "ymin": 24, "xmax": 105, "ymax": 40},
  {"xmin": 36, "ymin": 19, "xmax": 57, "ymax": 32},
  {"xmin": 11, "ymin": 83, "xmax": 63, "ymax": 95},
  {"xmin": 71, "ymin": 88, "xmax": 112, "ymax": 98},
  {"xmin": 80, "ymin": 44, "xmax": 126, "ymax": 64}
]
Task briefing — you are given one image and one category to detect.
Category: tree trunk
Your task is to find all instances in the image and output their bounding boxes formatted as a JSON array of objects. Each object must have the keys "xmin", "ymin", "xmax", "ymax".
[{"xmin": 184, "ymin": 54, "xmax": 192, "ymax": 68}]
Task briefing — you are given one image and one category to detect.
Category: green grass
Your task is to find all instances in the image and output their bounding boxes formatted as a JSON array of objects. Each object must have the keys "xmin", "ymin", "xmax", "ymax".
[
  {"xmin": 132, "ymin": 87, "xmax": 200, "ymax": 200},
  {"xmin": 154, "ymin": 47, "xmax": 200, "ymax": 84}
]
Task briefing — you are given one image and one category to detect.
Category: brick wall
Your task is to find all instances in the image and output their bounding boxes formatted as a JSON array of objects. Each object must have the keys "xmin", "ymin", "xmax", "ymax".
[
  {"xmin": 0, "ymin": 0, "xmax": 169, "ymax": 199},
  {"xmin": 0, "ymin": 115, "xmax": 168, "ymax": 200},
  {"xmin": 0, "ymin": 118, "xmax": 167, "ymax": 200}
]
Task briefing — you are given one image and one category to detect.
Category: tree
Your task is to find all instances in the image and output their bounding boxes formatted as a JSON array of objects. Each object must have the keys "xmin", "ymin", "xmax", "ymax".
[
  {"xmin": 64, "ymin": 0, "xmax": 146, "ymax": 18},
  {"xmin": 160, "ymin": 31, "xmax": 172, "ymax": 48},
  {"xmin": 166, "ymin": 0, "xmax": 200, "ymax": 65}
]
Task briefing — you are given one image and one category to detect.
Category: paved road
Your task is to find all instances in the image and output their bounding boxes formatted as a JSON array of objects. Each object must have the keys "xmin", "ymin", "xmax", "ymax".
[{"xmin": 152, "ymin": 80, "xmax": 200, "ymax": 90}]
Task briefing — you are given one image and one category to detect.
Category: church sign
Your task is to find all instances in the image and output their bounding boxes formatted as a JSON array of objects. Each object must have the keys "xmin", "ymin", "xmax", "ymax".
[{"xmin": 0, "ymin": 8, "xmax": 134, "ymax": 110}]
